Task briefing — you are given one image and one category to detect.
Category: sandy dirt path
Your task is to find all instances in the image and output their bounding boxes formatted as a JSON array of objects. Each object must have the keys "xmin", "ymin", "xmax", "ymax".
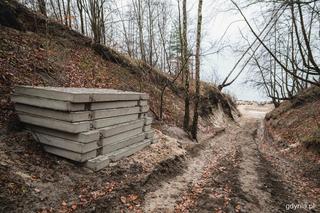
[{"xmin": 140, "ymin": 104, "xmax": 317, "ymax": 212}]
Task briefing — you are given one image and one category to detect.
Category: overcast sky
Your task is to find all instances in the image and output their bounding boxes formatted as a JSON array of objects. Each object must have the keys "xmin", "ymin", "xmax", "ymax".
[
  {"xmin": 188, "ymin": 0, "xmax": 269, "ymax": 101},
  {"xmin": 119, "ymin": 0, "xmax": 269, "ymax": 101}
]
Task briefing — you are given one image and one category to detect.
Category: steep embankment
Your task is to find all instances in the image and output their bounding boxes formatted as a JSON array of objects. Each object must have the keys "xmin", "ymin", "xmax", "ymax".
[
  {"xmin": 265, "ymin": 86, "xmax": 320, "ymax": 155},
  {"xmin": 0, "ymin": 1, "xmax": 238, "ymax": 212},
  {"xmin": 262, "ymin": 86, "xmax": 320, "ymax": 209},
  {"xmin": 0, "ymin": 0, "xmax": 236, "ymax": 131}
]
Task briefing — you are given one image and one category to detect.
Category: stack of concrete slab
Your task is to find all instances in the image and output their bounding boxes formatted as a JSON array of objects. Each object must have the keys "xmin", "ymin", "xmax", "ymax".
[{"xmin": 13, "ymin": 86, "xmax": 155, "ymax": 170}]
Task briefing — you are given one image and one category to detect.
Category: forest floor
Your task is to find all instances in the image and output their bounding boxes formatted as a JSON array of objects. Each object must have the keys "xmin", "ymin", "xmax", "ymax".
[{"xmin": 1, "ymin": 104, "xmax": 319, "ymax": 213}]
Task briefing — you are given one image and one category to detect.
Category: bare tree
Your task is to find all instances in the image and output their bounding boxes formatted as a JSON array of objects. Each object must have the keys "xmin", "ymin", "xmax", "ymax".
[
  {"xmin": 132, "ymin": 0, "xmax": 147, "ymax": 62},
  {"xmin": 224, "ymin": 0, "xmax": 320, "ymax": 107},
  {"xmin": 37, "ymin": 0, "xmax": 47, "ymax": 16},
  {"xmin": 76, "ymin": 0, "xmax": 85, "ymax": 34},
  {"xmin": 182, "ymin": 0, "xmax": 190, "ymax": 131},
  {"xmin": 82, "ymin": 0, "xmax": 106, "ymax": 43},
  {"xmin": 191, "ymin": 0, "xmax": 203, "ymax": 140}
]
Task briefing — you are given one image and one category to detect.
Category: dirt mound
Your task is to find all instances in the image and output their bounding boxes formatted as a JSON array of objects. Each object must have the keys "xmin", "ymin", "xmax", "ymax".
[
  {"xmin": 265, "ymin": 86, "xmax": 320, "ymax": 153},
  {"xmin": 260, "ymin": 86, "xmax": 320, "ymax": 212},
  {"xmin": 263, "ymin": 86, "xmax": 320, "ymax": 208}
]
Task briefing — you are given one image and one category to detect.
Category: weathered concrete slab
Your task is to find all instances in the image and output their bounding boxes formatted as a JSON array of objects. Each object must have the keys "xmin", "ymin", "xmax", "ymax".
[
  {"xmin": 15, "ymin": 86, "xmax": 91, "ymax": 102},
  {"xmin": 101, "ymin": 127, "xmax": 143, "ymax": 146},
  {"xmin": 141, "ymin": 105, "xmax": 149, "ymax": 113},
  {"xmin": 139, "ymin": 100, "xmax": 148, "ymax": 106},
  {"xmin": 140, "ymin": 93, "xmax": 149, "ymax": 100},
  {"xmin": 139, "ymin": 113, "xmax": 147, "ymax": 118},
  {"xmin": 102, "ymin": 133, "xmax": 145, "ymax": 154},
  {"xmin": 12, "ymin": 95, "xmax": 85, "ymax": 111},
  {"xmin": 26, "ymin": 125, "xmax": 100, "ymax": 143},
  {"xmin": 108, "ymin": 140, "xmax": 151, "ymax": 162},
  {"xmin": 144, "ymin": 117, "xmax": 152, "ymax": 125},
  {"xmin": 151, "ymin": 139, "xmax": 157, "ymax": 144},
  {"xmin": 92, "ymin": 107, "xmax": 140, "ymax": 119},
  {"xmin": 143, "ymin": 125, "xmax": 151, "ymax": 132},
  {"xmin": 144, "ymin": 130, "xmax": 154, "ymax": 139},
  {"xmin": 90, "ymin": 101, "xmax": 138, "ymax": 110},
  {"xmin": 92, "ymin": 92, "xmax": 141, "ymax": 102},
  {"xmin": 93, "ymin": 114, "xmax": 139, "ymax": 129},
  {"xmin": 16, "ymin": 104, "xmax": 91, "ymax": 122},
  {"xmin": 43, "ymin": 145, "xmax": 97, "ymax": 162},
  {"xmin": 33, "ymin": 132, "xmax": 98, "ymax": 153},
  {"xmin": 19, "ymin": 113, "xmax": 91, "ymax": 133},
  {"xmin": 100, "ymin": 120, "xmax": 144, "ymax": 138},
  {"xmin": 15, "ymin": 86, "xmax": 143, "ymax": 102},
  {"xmin": 86, "ymin": 155, "xmax": 110, "ymax": 171}
]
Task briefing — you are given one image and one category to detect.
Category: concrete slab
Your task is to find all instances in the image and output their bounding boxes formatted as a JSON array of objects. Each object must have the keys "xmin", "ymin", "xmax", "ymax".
[
  {"xmin": 139, "ymin": 113, "xmax": 147, "ymax": 118},
  {"xmin": 33, "ymin": 132, "xmax": 98, "ymax": 153},
  {"xmin": 141, "ymin": 105, "xmax": 149, "ymax": 113},
  {"xmin": 100, "ymin": 120, "xmax": 144, "ymax": 138},
  {"xmin": 12, "ymin": 95, "xmax": 85, "ymax": 111},
  {"xmin": 144, "ymin": 117, "xmax": 152, "ymax": 125},
  {"xmin": 139, "ymin": 100, "xmax": 148, "ymax": 106},
  {"xmin": 15, "ymin": 86, "xmax": 144, "ymax": 102},
  {"xmin": 43, "ymin": 145, "xmax": 97, "ymax": 162},
  {"xmin": 92, "ymin": 92, "xmax": 141, "ymax": 102},
  {"xmin": 140, "ymin": 93, "xmax": 149, "ymax": 100},
  {"xmin": 101, "ymin": 127, "xmax": 143, "ymax": 146},
  {"xmin": 145, "ymin": 130, "xmax": 154, "ymax": 139},
  {"xmin": 26, "ymin": 125, "xmax": 100, "ymax": 143},
  {"xmin": 86, "ymin": 155, "xmax": 110, "ymax": 171},
  {"xmin": 143, "ymin": 125, "xmax": 151, "ymax": 132},
  {"xmin": 15, "ymin": 86, "xmax": 90, "ymax": 102},
  {"xmin": 93, "ymin": 114, "xmax": 139, "ymax": 129},
  {"xmin": 92, "ymin": 107, "xmax": 140, "ymax": 119},
  {"xmin": 18, "ymin": 113, "xmax": 91, "ymax": 133},
  {"xmin": 151, "ymin": 139, "xmax": 158, "ymax": 144},
  {"xmin": 102, "ymin": 133, "xmax": 145, "ymax": 154},
  {"xmin": 16, "ymin": 104, "xmax": 91, "ymax": 122},
  {"xmin": 90, "ymin": 101, "xmax": 138, "ymax": 110},
  {"xmin": 108, "ymin": 140, "xmax": 151, "ymax": 162}
]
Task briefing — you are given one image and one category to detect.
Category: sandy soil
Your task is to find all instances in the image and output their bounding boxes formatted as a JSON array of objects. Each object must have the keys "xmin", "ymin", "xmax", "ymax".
[
  {"xmin": 135, "ymin": 104, "xmax": 318, "ymax": 212},
  {"xmin": 1, "ymin": 104, "xmax": 319, "ymax": 212}
]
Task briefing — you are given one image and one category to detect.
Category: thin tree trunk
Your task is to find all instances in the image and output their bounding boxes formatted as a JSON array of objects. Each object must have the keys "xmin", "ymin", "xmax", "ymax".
[
  {"xmin": 191, "ymin": 0, "xmax": 203, "ymax": 140},
  {"xmin": 182, "ymin": 0, "xmax": 190, "ymax": 131},
  {"xmin": 77, "ymin": 0, "xmax": 85, "ymax": 34},
  {"xmin": 37, "ymin": 0, "xmax": 47, "ymax": 17},
  {"xmin": 56, "ymin": 0, "xmax": 63, "ymax": 24}
]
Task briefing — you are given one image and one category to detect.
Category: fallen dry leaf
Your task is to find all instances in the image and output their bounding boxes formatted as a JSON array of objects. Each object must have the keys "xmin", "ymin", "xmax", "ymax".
[
  {"xmin": 71, "ymin": 203, "xmax": 77, "ymax": 210},
  {"xmin": 120, "ymin": 196, "xmax": 126, "ymax": 204}
]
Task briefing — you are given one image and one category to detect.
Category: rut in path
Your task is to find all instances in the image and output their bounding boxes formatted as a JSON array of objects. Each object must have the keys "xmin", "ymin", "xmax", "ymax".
[
  {"xmin": 141, "ymin": 107, "xmax": 293, "ymax": 212},
  {"xmin": 143, "ymin": 126, "xmax": 238, "ymax": 212}
]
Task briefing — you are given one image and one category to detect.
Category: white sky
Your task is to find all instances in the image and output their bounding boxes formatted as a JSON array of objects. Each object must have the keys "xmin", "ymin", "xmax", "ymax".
[
  {"xmin": 188, "ymin": 0, "xmax": 269, "ymax": 101},
  {"xmin": 119, "ymin": 0, "xmax": 269, "ymax": 101}
]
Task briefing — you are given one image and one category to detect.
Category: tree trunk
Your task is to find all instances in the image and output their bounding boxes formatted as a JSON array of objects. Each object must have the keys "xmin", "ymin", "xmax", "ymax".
[
  {"xmin": 191, "ymin": 0, "xmax": 203, "ymax": 140},
  {"xmin": 37, "ymin": 0, "xmax": 47, "ymax": 17},
  {"xmin": 76, "ymin": 0, "xmax": 85, "ymax": 34},
  {"xmin": 182, "ymin": 0, "xmax": 190, "ymax": 131}
]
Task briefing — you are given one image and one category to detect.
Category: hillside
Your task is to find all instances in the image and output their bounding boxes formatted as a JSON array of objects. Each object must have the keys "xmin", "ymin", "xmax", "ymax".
[
  {"xmin": 261, "ymin": 86, "xmax": 320, "ymax": 208},
  {"xmin": 265, "ymin": 86, "xmax": 320, "ymax": 155},
  {"xmin": 0, "ymin": 1, "xmax": 239, "ymax": 212},
  {"xmin": 0, "ymin": 0, "xmax": 236, "ymax": 131}
]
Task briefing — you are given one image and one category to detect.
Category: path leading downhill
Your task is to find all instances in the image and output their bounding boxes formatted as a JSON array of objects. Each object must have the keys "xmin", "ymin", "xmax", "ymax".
[{"xmin": 140, "ymin": 104, "xmax": 315, "ymax": 212}]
